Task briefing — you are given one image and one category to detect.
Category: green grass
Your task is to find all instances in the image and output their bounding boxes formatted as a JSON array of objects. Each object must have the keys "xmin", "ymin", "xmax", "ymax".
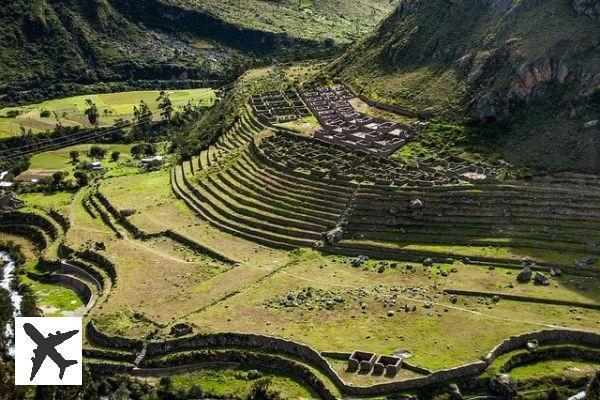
[
  {"xmin": 0, "ymin": 89, "xmax": 215, "ymax": 138},
  {"xmin": 20, "ymin": 275, "xmax": 85, "ymax": 316},
  {"xmin": 509, "ymin": 359, "xmax": 600, "ymax": 381},
  {"xmin": 166, "ymin": 367, "xmax": 316, "ymax": 399},
  {"xmin": 17, "ymin": 143, "xmax": 142, "ymax": 182}
]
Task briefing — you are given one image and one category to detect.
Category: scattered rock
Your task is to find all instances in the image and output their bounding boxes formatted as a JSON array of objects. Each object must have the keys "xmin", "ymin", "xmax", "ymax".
[
  {"xmin": 170, "ymin": 323, "xmax": 193, "ymax": 337},
  {"xmin": 526, "ymin": 339, "xmax": 539, "ymax": 352},
  {"xmin": 534, "ymin": 272, "xmax": 550, "ymax": 286},
  {"xmin": 423, "ymin": 258, "xmax": 434, "ymax": 267},
  {"xmin": 409, "ymin": 198, "xmax": 424, "ymax": 212},
  {"xmin": 492, "ymin": 295, "xmax": 501, "ymax": 303},
  {"xmin": 325, "ymin": 227, "xmax": 344, "ymax": 245},
  {"xmin": 448, "ymin": 383, "xmax": 463, "ymax": 400},
  {"xmin": 489, "ymin": 374, "xmax": 518, "ymax": 397},
  {"xmin": 517, "ymin": 267, "xmax": 533, "ymax": 283},
  {"xmin": 387, "ymin": 310, "xmax": 395, "ymax": 317},
  {"xmin": 449, "ymin": 295, "xmax": 458, "ymax": 304},
  {"xmin": 387, "ymin": 206, "xmax": 399, "ymax": 216},
  {"xmin": 584, "ymin": 120, "xmax": 599, "ymax": 129},
  {"xmin": 550, "ymin": 268, "xmax": 562, "ymax": 277},
  {"xmin": 352, "ymin": 255, "xmax": 369, "ymax": 267},
  {"xmin": 521, "ymin": 256, "xmax": 534, "ymax": 266}
]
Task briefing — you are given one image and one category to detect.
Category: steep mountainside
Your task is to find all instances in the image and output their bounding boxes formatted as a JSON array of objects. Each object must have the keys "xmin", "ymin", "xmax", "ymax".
[
  {"xmin": 326, "ymin": 0, "xmax": 600, "ymax": 172},
  {"xmin": 0, "ymin": 0, "xmax": 395, "ymax": 96}
]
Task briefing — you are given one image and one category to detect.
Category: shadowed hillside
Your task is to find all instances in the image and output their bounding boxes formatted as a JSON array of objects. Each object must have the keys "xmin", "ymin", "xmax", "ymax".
[
  {"xmin": 325, "ymin": 0, "xmax": 600, "ymax": 172},
  {"xmin": 0, "ymin": 0, "xmax": 396, "ymax": 104}
]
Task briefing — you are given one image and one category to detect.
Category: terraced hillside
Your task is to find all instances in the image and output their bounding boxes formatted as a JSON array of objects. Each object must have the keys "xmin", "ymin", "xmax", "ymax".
[
  {"xmin": 172, "ymin": 89, "xmax": 600, "ymax": 275},
  {"xmin": 2, "ymin": 65, "xmax": 599, "ymax": 399}
]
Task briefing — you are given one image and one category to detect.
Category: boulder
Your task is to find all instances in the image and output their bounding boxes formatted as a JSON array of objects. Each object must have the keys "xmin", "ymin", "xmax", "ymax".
[
  {"xmin": 423, "ymin": 258, "xmax": 434, "ymax": 267},
  {"xmin": 521, "ymin": 256, "xmax": 534, "ymax": 266},
  {"xmin": 517, "ymin": 267, "xmax": 532, "ymax": 283},
  {"xmin": 526, "ymin": 339, "xmax": 539, "ymax": 352},
  {"xmin": 448, "ymin": 383, "xmax": 463, "ymax": 400},
  {"xmin": 490, "ymin": 374, "xmax": 518, "ymax": 397},
  {"xmin": 325, "ymin": 227, "xmax": 344, "ymax": 245},
  {"xmin": 170, "ymin": 323, "xmax": 193, "ymax": 337},
  {"xmin": 352, "ymin": 255, "xmax": 369, "ymax": 268},
  {"xmin": 550, "ymin": 268, "xmax": 562, "ymax": 277},
  {"xmin": 586, "ymin": 369, "xmax": 600, "ymax": 400},
  {"xmin": 584, "ymin": 120, "xmax": 599, "ymax": 129},
  {"xmin": 534, "ymin": 272, "xmax": 550, "ymax": 286},
  {"xmin": 409, "ymin": 198, "xmax": 424, "ymax": 212}
]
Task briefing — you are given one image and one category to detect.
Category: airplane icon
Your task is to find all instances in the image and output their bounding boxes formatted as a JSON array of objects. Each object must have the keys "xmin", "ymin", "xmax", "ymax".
[{"xmin": 23, "ymin": 322, "xmax": 79, "ymax": 381}]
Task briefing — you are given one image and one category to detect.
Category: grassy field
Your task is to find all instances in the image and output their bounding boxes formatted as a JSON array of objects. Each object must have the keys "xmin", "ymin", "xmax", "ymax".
[
  {"xmin": 0, "ymin": 89, "xmax": 215, "ymax": 138},
  {"xmin": 20, "ymin": 274, "xmax": 85, "ymax": 316},
  {"xmin": 150, "ymin": 367, "xmax": 316, "ymax": 399},
  {"xmin": 16, "ymin": 143, "xmax": 143, "ymax": 182}
]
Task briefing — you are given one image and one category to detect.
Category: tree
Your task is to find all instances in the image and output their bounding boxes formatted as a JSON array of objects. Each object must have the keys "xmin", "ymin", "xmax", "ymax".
[
  {"xmin": 111, "ymin": 151, "xmax": 120, "ymax": 162},
  {"xmin": 51, "ymin": 171, "xmax": 67, "ymax": 188},
  {"xmin": 74, "ymin": 171, "xmax": 89, "ymax": 187},
  {"xmin": 84, "ymin": 99, "xmax": 100, "ymax": 127},
  {"xmin": 132, "ymin": 100, "xmax": 153, "ymax": 140},
  {"xmin": 69, "ymin": 150, "xmax": 80, "ymax": 163},
  {"xmin": 157, "ymin": 91, "xmax": 173, "ymax": 121},
  {"xmin": 89, "ymin": 145, "xmax": 106, "ymax": 159},
  {"xmin": 187, "ymin": 385, "xmax": 204, "ymax": 399}
]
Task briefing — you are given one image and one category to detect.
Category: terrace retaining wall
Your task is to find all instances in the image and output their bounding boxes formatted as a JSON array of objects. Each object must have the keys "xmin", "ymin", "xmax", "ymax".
[{"xmin": 86, "ymin": 320, "xmax": 600, "ymax": 396}]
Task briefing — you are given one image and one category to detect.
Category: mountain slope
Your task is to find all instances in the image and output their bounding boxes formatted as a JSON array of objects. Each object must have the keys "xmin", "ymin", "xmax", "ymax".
[
  {"xmin": 325, "ymin": 0, "xmax": 600, "ymax": 172},
  {"xmin": 0, "ymin": 0, "xmax": 396, "ymax": 95}
]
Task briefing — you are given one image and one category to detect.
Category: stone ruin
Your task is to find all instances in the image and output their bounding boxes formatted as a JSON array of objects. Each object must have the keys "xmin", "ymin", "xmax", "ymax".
[
  {"xmin": 348, "ymin": 350, "xmax": 377, "ymax": 372},
  {"xmin": 250, "ymin": 90, "xmax": 311, "ymax": 124},
  {"xmin": 303, "ymin": 84, "xmax": 412, "ymax": 157},
  {"xmin": 347, "ymin": 350, "xmax": 403, "ymax": 376},
  {"xmin": 373, "ymin": 355, "xmax": 403, "ymax": 376},
  {"xmin": 0, "ymin": 190, "xmax": 24, "ymax": 213},
  {"xmin": 170, "ymin": 323, "xmax": 193, "ymax": 337},
  {"xmin": 258, "ymin": 131, "xmax": 502, "ymax": 187}
]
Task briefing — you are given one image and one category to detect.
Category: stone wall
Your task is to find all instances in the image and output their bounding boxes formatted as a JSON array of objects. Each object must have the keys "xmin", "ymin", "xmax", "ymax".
[
  {"xmin": 501, "ymin": 345, "xmax": 600, "ymax": 372},
  {"xmin": 485, "ymin": 329, "xmax": 600, "ymax": 363},
  {"xmin": 163, "ymin": 230, "xmax": 237, "ymax": 265},
  {"xmin": 87, "ymin": 321, "xmax": 600, "ymax": 397},
  {"xmin": 444, "ymin": 289, "xmax": 600, "ymax": 310}
]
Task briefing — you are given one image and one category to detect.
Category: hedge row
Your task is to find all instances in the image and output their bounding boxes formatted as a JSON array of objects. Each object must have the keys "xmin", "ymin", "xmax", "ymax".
[
  {"xmin": 96, "ymin": 191, "xmax": 146, "ymax": 239},
  {"xmin": 0, "ymin": 225, "xmax": 47, "ymax": 250},
  {"xmin": 1, "ymin": 212, "xmax": 58, "ymax": 240},
  {"xmin": 87, "ymin": 195, "xmax": 122, "ymax": 237},
  {"xmin": 47, "ymin": 209, "xmax": 70, "ymax": 232}
]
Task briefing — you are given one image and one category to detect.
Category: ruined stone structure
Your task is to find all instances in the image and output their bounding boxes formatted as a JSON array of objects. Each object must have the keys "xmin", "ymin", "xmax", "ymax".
[
  {"xmin": 303, "ymin": 84, "xmax": 411, "ymax": 157},
  {"xmin": 0, "ymin": 190, "xmax": 23, "ymax": 212},
  {"xmin": 251, "ymin": 90, "xmax": 311, "ymax": 123}
]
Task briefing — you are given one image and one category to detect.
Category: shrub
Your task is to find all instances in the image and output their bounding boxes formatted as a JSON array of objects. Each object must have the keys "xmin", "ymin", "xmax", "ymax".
[
  {"xmin": 111, "ymin": 151, "xmax": 120, "ymax": 162},
  {"xmin": 40, "ymin": 109, "xmax": 51, "ymax": 118},
  {"xmin": 89, "ymin": 145, "xmax": 106, "ymax": 159}
]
